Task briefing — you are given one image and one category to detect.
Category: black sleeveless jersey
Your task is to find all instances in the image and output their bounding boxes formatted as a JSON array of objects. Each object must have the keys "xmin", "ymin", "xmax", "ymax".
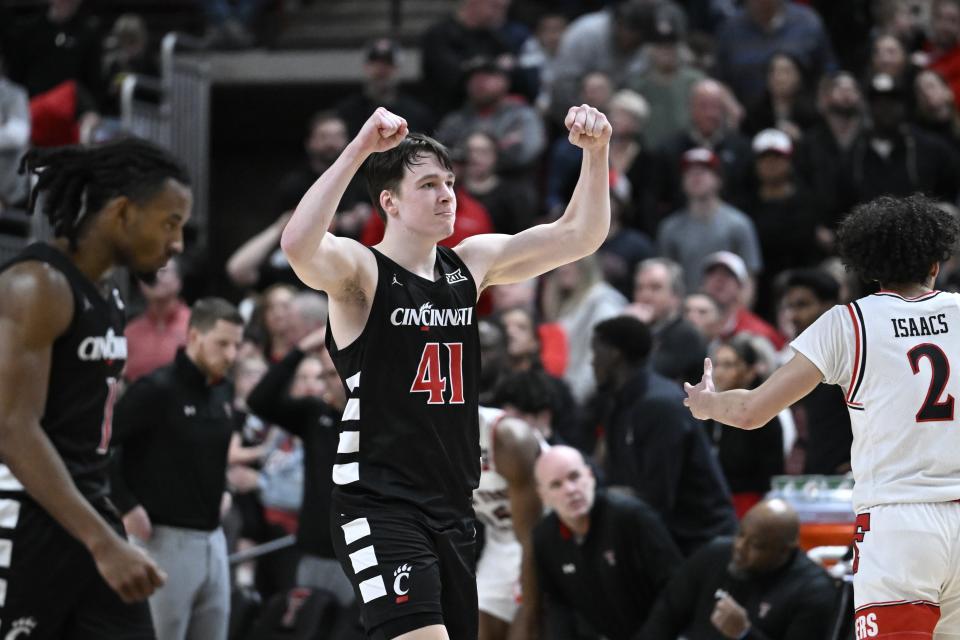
[
  {"xmin": 0, "ymin": 243, "xmax": 126, "ymax": 502},
  {"xmin": 326, "ymin": 246, "xmax": 480, "ymax": 522}
]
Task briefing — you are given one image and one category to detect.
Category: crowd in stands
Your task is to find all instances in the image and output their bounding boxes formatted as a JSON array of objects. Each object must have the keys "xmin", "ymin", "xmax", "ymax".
[{"xmin": 4, "ymin": 0, "xmax": 960, "ymax": 637}]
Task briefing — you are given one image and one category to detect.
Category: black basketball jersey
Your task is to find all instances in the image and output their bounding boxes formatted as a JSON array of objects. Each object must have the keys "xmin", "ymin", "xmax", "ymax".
[
  {"xmin": 326, "ymin": 246, "xmax": 480, "ymax": 522},
  {"xmin": 0, "ymin": 243, "xmax": 126, "ymax": 501}
]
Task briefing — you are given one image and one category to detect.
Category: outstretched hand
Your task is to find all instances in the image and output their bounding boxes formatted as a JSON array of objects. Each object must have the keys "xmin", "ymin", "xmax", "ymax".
[
  {"xmin": 683, "ymin": 357, "xmax": 715, "ymax": 420},
  {"xmin": 357, "ymin": 107, "xmax": 408, "ymax": 154},
  {"xmin": 564, "ymin": 104, "xmax": 612, "ymax": 150}
]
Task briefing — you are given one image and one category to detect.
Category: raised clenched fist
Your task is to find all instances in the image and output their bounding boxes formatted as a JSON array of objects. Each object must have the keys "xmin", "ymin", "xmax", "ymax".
[
  {"xmin": 357, "ymin": 107, "xmax": 409, "ymax": 154},
  {"xmin": 564, "ymin": 104, "xmax": 612, "ymax": 150}
]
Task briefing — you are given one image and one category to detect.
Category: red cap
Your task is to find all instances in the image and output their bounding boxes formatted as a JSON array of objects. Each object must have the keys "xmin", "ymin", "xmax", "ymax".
[{"xmin": 681, "ymin": 147, "xmax": 721, "ymax": 173}]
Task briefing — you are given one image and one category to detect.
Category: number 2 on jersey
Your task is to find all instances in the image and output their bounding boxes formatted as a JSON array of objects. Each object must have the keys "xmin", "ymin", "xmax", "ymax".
[
  {"xmin": 411, "ymin": 342, "xmax": 464, "ymax": 405},
  {"xmin": 907, "ymin": 344, "xmax": 955, "ymax": 422}
]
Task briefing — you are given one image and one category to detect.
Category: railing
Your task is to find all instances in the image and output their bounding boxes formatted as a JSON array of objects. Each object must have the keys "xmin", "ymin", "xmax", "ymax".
[
  {"xmin": 120, "ymin": 32, "xmax": 211, "ymax": 244},
  {"xmin": 227, "ymin": 534, "xmax": 297, "ymax": 565}
]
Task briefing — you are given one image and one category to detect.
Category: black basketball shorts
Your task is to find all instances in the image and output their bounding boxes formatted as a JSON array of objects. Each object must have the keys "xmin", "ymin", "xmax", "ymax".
[
  {"xmin": 0, "ymin": 493, "xmax": 155, "ymax": 639},
  {"xmin": 330, "ymin": 504, "xmax": 478, "ymax": 639}
]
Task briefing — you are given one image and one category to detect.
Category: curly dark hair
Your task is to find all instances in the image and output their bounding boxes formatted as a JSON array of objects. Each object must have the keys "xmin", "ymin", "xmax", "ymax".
[
  {"xmin": 836, "ymin": 194, "xmax": 958, "ymax": 286},
  {"xmin": 21, "ymin": 137, "xmax": 190, "ymax": 250}
]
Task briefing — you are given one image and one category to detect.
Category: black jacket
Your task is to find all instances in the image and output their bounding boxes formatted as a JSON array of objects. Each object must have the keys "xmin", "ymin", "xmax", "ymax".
[
  {"xmin": 603, "ymin": 367, "xmax": 737, "ymax": 555},
  {"xmin": 534, "ymin": 490, "xmax": 683, "ymax": 640},
  {"xmin": 650, "ymin": 315, "xmax": 707, "ymax": 385},
  {"xmin": 798, "ymin": 383, "xmax": 852, "ymax": 475},
  {"xmin": 705, "ymin": 379, "xmax": 784, "ymax": 496},
  {"xmin": 246, "ymin": 347, "xmax": 341, "ymax": 558},
  {"xmin": 794, "ymin": 121, "xmax": 856, "ymax": 228},
  {"xmin": 110, "ymin": 349, "xmax": 235, "ymax": 531},
  {"xmin": 844, "ymin": 125, "xmax": 960, "ymax": 208},
  {"xmin": 641, "ymin": 537, "xmax": 838, "ymax": 640}
]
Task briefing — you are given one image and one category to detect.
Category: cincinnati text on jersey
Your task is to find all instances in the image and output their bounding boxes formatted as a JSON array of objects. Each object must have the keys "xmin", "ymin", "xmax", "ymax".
[
  {"xmin": 77, "ymin": 328, "xmax": 128, "ymax": 361},
  {"xmin": 390, "ymin": 302, "xmax": 474, "ymax": 327}
]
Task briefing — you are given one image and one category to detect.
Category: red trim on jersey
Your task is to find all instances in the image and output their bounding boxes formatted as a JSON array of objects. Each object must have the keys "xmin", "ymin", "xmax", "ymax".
[
  {"xmin": 852, "ymin": 513, "xmax": 870, "ymax": 574},
  {"xmin": 846, "ymin": 304, "xmax": 864, "ymax": 406},
  {"xmin": 854, "ymin": 601, "xmax": 940, "ymax": 638},
  {"xmin": 876, "ymin": 289, "xmax": 941, "ymax": 301},
  {"xmin": 856, "ymin": 600, "xmax": 940, "ymax": 611}
]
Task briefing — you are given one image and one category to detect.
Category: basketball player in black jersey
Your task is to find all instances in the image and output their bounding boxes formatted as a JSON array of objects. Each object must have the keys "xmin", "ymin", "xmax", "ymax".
[
  {"xmin": 0, "ymin": 139, "xmax": 191, "ymax": 639},
  {"xmin": 281, "ymin": 105, "xmax": 612, "ymax": 639}
]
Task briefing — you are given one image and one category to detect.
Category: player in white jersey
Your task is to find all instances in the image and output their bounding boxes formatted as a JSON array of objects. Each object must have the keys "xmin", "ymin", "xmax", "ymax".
[
  {"xmin": 474, "ymin": 407, "xmax": 544, "ymax": 640},
  {"xmin": 685, "ymin": 194, "xmax": 960, "ymax": 639}
]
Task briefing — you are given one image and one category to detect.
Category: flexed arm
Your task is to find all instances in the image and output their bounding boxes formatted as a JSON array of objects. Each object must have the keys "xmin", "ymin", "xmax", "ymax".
[
  {"xmin": 280, "ymin": 108, "xmax": 408, "ymax": 294},
  {"xmin": 456, "ymin": 104, "xmax": 612, "ymax": 289}
]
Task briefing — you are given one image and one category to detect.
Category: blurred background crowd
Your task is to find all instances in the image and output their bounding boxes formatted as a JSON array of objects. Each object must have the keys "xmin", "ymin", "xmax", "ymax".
[{"xmin": 2, "ymin": 0, "xmax": 960, "ymax": 638}]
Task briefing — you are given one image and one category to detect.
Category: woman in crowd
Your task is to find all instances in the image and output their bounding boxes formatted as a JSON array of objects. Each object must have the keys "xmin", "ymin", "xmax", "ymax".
[
  {"xmin": 705, "ymin": 335, "xmax": 786, "ymax": 518},
  {"xmin": 743, "ymin": 52, "xmax": 819, "ymax": 140},
  {"xmin": 460, "ymin": 130, "xmax": 539, "ymax": 234}
]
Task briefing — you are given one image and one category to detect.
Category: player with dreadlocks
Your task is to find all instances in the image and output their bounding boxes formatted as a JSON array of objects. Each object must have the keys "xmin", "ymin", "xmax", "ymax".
[
  {"xmin": 685, "ymin": 194, "xmax": 960, "ymax": 638},
  {"xmin": 0, "ymin": 137, "xmax": 191, "ymax": 639}
]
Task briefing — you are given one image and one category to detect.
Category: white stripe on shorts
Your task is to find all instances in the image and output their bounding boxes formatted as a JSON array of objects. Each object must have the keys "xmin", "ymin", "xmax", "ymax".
[
  {"xmin": 349, "ymin": 545, "xmax": 379, "ymax": 574},
  {"xmin": 358, "ymin": 575, "xmax": 387, "ymax": 603},
  {"xmin": 342, "ymin": 517, "xmax": 371, "ymax": 545}
]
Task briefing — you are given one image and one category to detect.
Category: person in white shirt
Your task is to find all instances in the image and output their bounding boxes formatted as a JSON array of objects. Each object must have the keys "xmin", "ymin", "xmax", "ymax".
[
  {"xmin": 473, "ymin": 407, "xmax": 543, "ymax": 640},
  {"xmin": 685, "ymin": 194, "xmax": 960, "ymax": 639}
]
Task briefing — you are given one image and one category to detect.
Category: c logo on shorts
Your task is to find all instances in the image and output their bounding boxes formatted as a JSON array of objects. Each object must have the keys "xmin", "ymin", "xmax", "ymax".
[
  {"xmin": 4, "ymin": 617, "xmax": 37, "ymax": 639},
  {"xmin": 393, "ymin": 563, "xmax": 412, "ymax": 599}
]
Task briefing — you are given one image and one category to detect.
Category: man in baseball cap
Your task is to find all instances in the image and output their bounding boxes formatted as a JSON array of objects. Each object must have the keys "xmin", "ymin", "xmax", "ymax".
[
  {"xmin": 751, "ymin": 128, "xmax": 792, "ymax": 157},
  {"xmin": 746, "ymin": 128, "xmax": 822, "ymax": 319},
  {"xmin": 681, "ymin": 147, "xmax": 722, "ymax": 173},
  {"xmin": 366, "ymin": 37, "xmax": 400, "ymax": 65},
  {"xmin": 658, "ymin": 148, "xmax": 762, "ymax": 294},
  {"xmin": 701, "ymin": 251, "xmax": 785, "ymax": 350},
  {"xmin": 335, "ymin": 38, "xmax": 434, "ymax": 137}
]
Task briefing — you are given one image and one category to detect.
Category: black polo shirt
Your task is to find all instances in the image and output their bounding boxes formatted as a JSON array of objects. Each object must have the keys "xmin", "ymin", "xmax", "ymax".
[
  {"xmin": 110, "ymin": 349, "xmax": 236, "ymax": 531},
  {"xmin": 641, "ymin": 537, "xmax": 838, "ymax": 640},
  {"xmin": 533, "ymin": 490, "xmax": 683, "ymax": 640}
]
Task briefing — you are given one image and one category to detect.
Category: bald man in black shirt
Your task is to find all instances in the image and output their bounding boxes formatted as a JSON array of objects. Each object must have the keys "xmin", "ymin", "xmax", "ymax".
[
  {"xmin": 641, "ymin": 499, "xmax": 838, "ymax": 640},
  {"xmin": 532, "ymin": 445, "xmax": 682, "ymax": 639}
]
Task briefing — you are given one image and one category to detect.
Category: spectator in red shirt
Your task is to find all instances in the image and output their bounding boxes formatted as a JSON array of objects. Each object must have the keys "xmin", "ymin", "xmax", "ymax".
[
  {"xmin": 124, "ymin": 257, "xmax": 190, "ymax": 382},
  {"xmin": 926, "ymin": 0, "xmax": 960, "ymax": 108},
  {"xmin": 700, "ymin": 251, "xmax": 786, "ymax": 350}
]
